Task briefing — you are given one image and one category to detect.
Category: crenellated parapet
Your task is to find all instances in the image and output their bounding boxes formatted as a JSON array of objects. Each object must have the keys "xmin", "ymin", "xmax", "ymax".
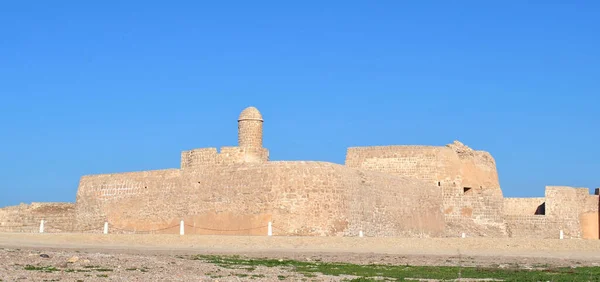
[{"xmin": 181, "ymin": 146, "xmax": 269, "ymax": 168}]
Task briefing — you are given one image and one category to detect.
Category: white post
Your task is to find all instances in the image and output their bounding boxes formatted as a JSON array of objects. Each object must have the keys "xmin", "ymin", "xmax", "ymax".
[
  {"xmin": 560, "ymin": 230, "xmax": 564, "ymax": 239},
  {"xmin": 103, "ymin": 222, "xmax": 108, "ymax": 234},
  {"xmin": 359, "ymin": 230, "xmax": 364, "ymax": 237},
  {"xmin": 39, "ymin": 220, "xmax": 44, "ymax": 233},
  {"xmin": 462, "ymin": 233, "xmax": 466, "ymax": 238},
  {"xmin": 180, "ymin": 220, "xmax": 184, "ymax": 235},
  {"xmin": 267, "ymin": 221, "xmax": 272, "ymax": 236}
]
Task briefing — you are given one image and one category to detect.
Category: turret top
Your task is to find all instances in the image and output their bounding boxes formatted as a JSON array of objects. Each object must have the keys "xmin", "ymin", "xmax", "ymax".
[{"xmin": 238, "ymin": 106, "xmax": 263, "ymax": 121}]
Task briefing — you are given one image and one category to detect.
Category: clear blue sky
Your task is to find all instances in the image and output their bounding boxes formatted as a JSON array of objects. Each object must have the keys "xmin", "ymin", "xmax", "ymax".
[{"xmin": 1, "ymin": 1, "xmax": 598, "ymax": 207}]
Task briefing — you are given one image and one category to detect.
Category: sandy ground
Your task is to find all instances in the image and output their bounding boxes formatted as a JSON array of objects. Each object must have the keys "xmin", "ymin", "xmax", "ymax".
[{"xmin": 1, "ymin": 233, "xmax": 600, "ymax": 281}]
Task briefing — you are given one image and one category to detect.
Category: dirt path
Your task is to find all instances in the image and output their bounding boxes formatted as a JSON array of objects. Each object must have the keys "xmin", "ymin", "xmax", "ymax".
[
  {"xmin": 1, "ymin": 233, "xmax": 600, "ymax": 281},
  {"xmin": 2, "ymin": 233, "xmax": 600, "ymax": 258}
]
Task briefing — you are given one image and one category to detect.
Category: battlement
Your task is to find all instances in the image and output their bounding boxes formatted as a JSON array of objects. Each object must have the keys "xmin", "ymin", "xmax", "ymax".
[
  {"xmin": 1, "ymin": 105, "xmax": 597, "ymax": 239},
  {"xmin": 181, "ymin": 146, "xmax": 269, "ymax": 168}
]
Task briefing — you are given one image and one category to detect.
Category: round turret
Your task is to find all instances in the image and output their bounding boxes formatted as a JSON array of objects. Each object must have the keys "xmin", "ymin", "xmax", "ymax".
[{"xmin": 238, "ymin": 106, "xmax": 263, "ymax": 148}]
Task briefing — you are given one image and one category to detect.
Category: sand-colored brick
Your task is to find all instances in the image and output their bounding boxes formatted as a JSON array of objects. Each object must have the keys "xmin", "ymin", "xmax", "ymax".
[{"xmin": 0, "ymin": 106, "xmax": 597, "ymax": 239}]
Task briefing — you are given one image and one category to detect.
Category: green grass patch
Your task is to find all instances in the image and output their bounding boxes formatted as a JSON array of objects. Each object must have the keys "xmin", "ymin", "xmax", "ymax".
[
  {"xmin": 24, "ymin": 265, "xmax": 60, "ymax": 272},
  {"xmin": 193, "ymin": 254, "xmax": 600, "ymax": 281}
]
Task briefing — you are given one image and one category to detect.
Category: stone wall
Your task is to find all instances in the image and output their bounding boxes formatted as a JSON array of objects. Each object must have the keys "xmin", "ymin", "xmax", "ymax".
[
  {"xmin": 504, "ymin": 215, "xmax": 552, "ymax": 238},
  {"xmin": 581, "ymin": 194, "xmax": 599, "ymax": 240},
  {"xmin": 345, "ymin": 141, "xmax": 500, "ymax": 190},
  {"xmin": 503, "ymin": 187, "xmax": 599, "ymax": 239},
  {"xmin": 544, "ymin": 186, "xmax": 599, "ymax": 239},
  {"xmin": 345, "ymin": 141, "xmax": 505, "ymax": 237},
  {"xmin": 0, "ymin": 203, "xmax": 75, "ymax": 233},
  {"xmin": 74, "ymin": 161, "xmax": 445, "ymax": 237},
  {"xmin": 3, "ymin": 104, "xmax": 596, "ymax": 240},
  {"xmin": 504, "ymin": 198, "xmax": 546, "ymax": 216},
  {"xmin": 545, "ymin": 186, "xmax": 588, "ymax": 239},
  {"xmin": 180, "ymin": 147, "xmax": 269, "ymax": 168}
]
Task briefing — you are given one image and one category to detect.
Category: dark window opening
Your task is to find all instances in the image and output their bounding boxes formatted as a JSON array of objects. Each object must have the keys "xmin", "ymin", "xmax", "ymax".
[
  {"xmin": 463, "ymin": 187, "xmax": 472, "ymax": 194},
  {"xmin": 438, "ymin": 182, "xmax": 441, "ymax": 186},
  {"xmin": 535, "ymin": 202, "xmax": 546, "ymax": 215}
]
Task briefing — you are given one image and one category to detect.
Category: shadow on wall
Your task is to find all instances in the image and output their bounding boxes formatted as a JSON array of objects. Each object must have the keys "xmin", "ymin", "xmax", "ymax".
[{"xmin": 534, "ymin": 202, "xmax": 545, "ymax": 215}]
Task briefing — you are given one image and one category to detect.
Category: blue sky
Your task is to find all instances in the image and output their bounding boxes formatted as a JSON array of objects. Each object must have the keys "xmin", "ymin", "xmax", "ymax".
[{"xmin": 0, "ymin": 1, "xmax": 598, "ymax": 207}]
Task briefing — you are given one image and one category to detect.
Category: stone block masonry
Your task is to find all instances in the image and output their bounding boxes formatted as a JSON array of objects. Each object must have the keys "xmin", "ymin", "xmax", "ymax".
[
  {"xmin": 345, "ymin": 141, "xmax": 506, "ymax": 237},
  {"xmin": 0, "ymin": 203, "xmax": 75, "ymax": 233},
  {"xmin": 74, "ymin": 162, "xmax": 445, "ymax": 237},
  {"xmin": 0, "ymin": 106, "xmax": 597, "ymax": 239}
]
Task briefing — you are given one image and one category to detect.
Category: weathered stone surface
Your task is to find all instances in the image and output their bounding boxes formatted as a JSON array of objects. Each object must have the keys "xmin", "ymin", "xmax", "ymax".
[{"xmin": 0, "ymin": 106, "xmax": 597, "ymax": 239}]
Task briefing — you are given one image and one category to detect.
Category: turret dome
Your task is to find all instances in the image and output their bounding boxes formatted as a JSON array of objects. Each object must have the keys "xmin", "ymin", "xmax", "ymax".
[{"xmin": 238, "ymin": 106, "xmax": 263, "ymax": 121}]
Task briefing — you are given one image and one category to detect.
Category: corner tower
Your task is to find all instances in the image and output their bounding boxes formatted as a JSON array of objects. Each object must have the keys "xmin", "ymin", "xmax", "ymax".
[{"xmin": 238, "ymin": 106, "xmax": 264, "ymax": 149}]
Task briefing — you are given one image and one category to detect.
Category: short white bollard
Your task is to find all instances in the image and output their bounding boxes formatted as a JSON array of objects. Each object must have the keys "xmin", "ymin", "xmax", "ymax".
[
  {"xmin": 267, "ymin": 221, "xmax": 273, "ymax": 236},
  {"xmin": 180, "ymin": 220, "xmax": 184, "ymax": 235},
  {"xmin": 103, "ymin": 222, "xmax": 108, "ymax": 234},
  {"xmin": 39, "ymin": 220, "xmax": 44, "ymax": 233},
  {"xmin": 359, "ymin": 230, "xmax": 364, "ymax": 237},
  {"xmin": 462, "ymin": 233, "xmax": 466, "ymax": 238},
  {"xmin": 560, "ymin": 230, "xmax": 564, "ymax": 240}
]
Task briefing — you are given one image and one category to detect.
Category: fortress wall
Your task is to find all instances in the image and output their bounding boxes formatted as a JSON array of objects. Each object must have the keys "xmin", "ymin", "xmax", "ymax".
[
  {"xmin": 344, "ymin": 169, "xmax": 445, "ymax": 237},
  {"xmin": 345, "ymin": 142, "xmax": 505, "ymax": 236},
  {"xmin": 544, "ymin": 186, "xmax": 598, "ymax": 239},
  {"xmin": 218, "ymin": 147, "xmax": 269, "ymax": 164},
  {"xmin": 345, "ymin": 142, "xmax": 501, "ymax": 191},
  {"xmin": 74, "ymin": 169, "xmax": 182, "ymax": 232},
  {"xmin": 0, "ymin": 203, "xmax": 75, "ymax": 233},
  {"xmin": 345, "ymin": 146, "xmax": 454, "ymax": 185},
  {"xmin": 504, "ymin": 215, "xmax": 552, "ymax": 238},
  {"xmin": 503, "ymin": 188, "xmax": 598, "ymax": 239},
  {"xmin": 181, "ymin": 148, "xmax": 218, "ymax": 168},
  {"xmin": 442, "ymin": 187, "xmax": 506, "ymax": 237},
  {"xmin": 503, "ymin": 198, "xmax": 546, "ymax": 216},
  {"xmin": 74, "ymin": 162, "xmax": 445, "ymax": 237},
  {"xmin": 180, "ymin": 147, "xmax": 269, "ymax": 168},
  {"xmin": 581, "ymin": 194, "xmax": 599, "ymax": 239}
]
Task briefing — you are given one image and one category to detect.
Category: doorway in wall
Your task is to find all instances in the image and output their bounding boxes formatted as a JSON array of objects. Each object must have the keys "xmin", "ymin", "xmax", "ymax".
[{"xmin": 534, "ymin": 202, "xmax": 545, "ymax": 215}]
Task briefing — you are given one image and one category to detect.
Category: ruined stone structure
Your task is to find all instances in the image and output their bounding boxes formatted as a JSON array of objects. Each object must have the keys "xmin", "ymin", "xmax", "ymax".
[{"xmin": 1, "ymin": 106, "xmax": 598, "ymax": 239}]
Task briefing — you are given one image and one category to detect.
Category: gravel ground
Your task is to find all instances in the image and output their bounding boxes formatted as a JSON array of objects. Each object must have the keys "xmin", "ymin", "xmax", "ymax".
[
  {"xmin": 0, "ymin": 247, "xmax": 359, "ymax": 281},
  {"xmin": 1, "ymin": 233, "xmax": 600, "ymax": 281}
]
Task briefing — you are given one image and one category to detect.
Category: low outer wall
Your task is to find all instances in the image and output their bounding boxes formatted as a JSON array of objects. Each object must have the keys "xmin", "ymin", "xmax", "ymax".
[
  {"xmin": 502, "ymin": 188, "xmax": 599, "ymax": 239},
  {"xmin": 0, "ymin": 203, "xmax": 75, "ymax": 233},
  {"xmin": 581, "ymin": 194, "xmax": 599, "ymax": 239},
  {"xmin": 545, "ymin": 186, "xmax": 598, "ymax": 239},
  {"xmin": 503, "ymin": 198, "xmax": 546, "ymax": 216},
  {"xmin": 505, "ymin": 215, "xmax": 554, "ymax": 238},
  {"xmin": 75, "ymin": 162, "xmax": 445, "ymax": 237}
]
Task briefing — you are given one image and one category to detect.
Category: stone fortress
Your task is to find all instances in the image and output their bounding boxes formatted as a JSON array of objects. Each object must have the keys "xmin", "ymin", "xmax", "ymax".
[{"xmin": 0, "ymin": 107, "xmax": 598, "ymax": 239}]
